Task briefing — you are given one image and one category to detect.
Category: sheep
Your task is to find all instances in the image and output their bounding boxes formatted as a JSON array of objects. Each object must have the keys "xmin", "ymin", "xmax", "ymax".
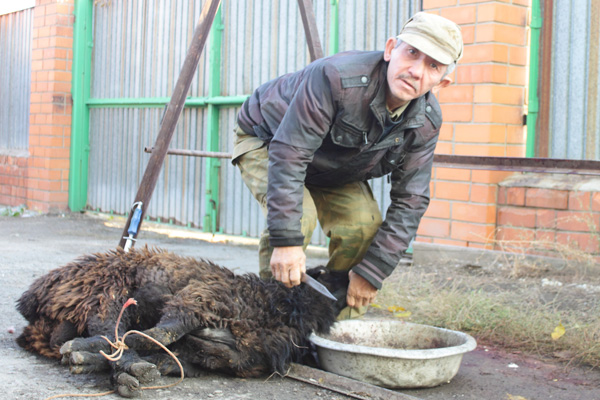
[{"xmin": 16, "ymin": 246, "xmax": 348, "ymax": 397}]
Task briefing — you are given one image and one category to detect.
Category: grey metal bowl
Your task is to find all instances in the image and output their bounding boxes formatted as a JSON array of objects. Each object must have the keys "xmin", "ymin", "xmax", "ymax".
[{"xmin": 309, "ymin": 319, "xmax": 477, "ymax": 389}]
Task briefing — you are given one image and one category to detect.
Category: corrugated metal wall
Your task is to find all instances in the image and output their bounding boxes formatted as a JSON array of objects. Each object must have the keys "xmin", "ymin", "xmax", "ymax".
[
  {"xmin": 0, "ymin": 8, "xmax": 32, "ymax": 151},
  {"xmin": 88, "ymin": 0, "xmax": 211, "ymax": 227},
  {"xmin": 549, "ymin": 0, "xmax": 600, "ymax": 160},
  {"xmin": 87, "ymin": 0, "xmax": 420, "ymax": 244}
]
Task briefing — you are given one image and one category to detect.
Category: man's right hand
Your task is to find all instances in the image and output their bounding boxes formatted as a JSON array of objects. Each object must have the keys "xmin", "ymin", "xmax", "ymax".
[{"xmin": 270, "ymin": 246, "xmax": 306, "ymax": 288}]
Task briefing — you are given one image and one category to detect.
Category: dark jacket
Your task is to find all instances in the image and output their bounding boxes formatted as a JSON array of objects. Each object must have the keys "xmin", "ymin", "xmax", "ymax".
[{"xmin": 237, "ymin": 51, "xmax": 442, "ymax": 289}]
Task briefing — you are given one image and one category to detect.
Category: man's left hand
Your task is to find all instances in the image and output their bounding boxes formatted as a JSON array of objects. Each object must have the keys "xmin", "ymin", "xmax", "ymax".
[{"xmin": 346, "ymin": 271, "xmax": 378, "ymax": 308}]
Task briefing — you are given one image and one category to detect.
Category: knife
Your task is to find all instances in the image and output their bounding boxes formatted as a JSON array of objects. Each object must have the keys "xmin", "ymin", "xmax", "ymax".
[{"xmin": 301, "ymin": 273, "xmax": 337, "ymax": 301}]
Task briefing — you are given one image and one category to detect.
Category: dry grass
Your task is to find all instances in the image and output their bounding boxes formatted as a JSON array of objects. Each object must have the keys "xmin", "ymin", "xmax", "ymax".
[{"xmin": 373, "ymin": 251, "xmax": 600, "ymax": 369}]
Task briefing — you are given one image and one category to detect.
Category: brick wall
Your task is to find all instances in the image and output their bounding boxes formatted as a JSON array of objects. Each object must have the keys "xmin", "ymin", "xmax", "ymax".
[
  {"xmin": 29, "ymin": 0, "xmax": 74, "ymax": 212},
  {"xmin": 0, "ymin": 0, "xmax": 74, "ymax": 212},
  {"xmin": 496, "ymin": 175, "xmax": 600, "ymax": 261},
  {"xmin": 417, "ymin": 0, "xmax": 530, "ymax": 249},
  {"xmin": 0, "ymin": 155, "xmax": 28, "ymax": 206}
]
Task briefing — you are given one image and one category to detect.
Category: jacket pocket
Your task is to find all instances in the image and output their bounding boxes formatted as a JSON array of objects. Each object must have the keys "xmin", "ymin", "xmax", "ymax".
[
  {"xmin": 330, "ymin": 119, "xmax": 367, "ymax": 148},
  {"xmin": 382, "ymin": 146, "xmax": 406, "ymax": 172}
]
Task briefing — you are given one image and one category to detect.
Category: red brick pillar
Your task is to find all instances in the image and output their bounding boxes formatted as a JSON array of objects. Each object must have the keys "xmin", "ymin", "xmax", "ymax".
[
  {"xmin": 28, "ymin": 0, "xmax": 74, "ymax": 212},
  {"xmin": 417, "ymin": 0, "xmax": 530, "ymax": 249}
]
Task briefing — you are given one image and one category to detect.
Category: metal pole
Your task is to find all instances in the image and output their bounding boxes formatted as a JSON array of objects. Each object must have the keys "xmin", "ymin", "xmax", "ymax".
[
  {"xmin": 85, "ymin": 95, "xmax": 249, "ymax": 108},
  {"xmin": 204, "ymin": 6, "xmax": 224, "ymax": 233},
  {"xmin": 526, "ymin": 0, "xmax": 542, "ymax": 158},
  {"xmin": 144, "ymin": 147, "xmax": 232, "ymax": 159},
  {"xmin": 537, "ymin": 0, "xmax": 554, "ymax": 158},
  {"xmin": 329, "ymin": 0, "xmax": 339, "ymax": 56},
  {"xmin": 118, "ymin": 0, "xmax": 222, "ymax": 249},
  {"xmin": 297, "ymin": 0, "xmax": 324, "ymax": 61},
  {"xmin": 69, "ymin": 0, "xmax": 93, "ymax": 212}
]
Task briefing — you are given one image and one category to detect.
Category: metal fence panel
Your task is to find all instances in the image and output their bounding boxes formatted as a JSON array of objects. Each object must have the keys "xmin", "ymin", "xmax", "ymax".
[
  {"xmin": 0, "ymin": 8, "xmax": 32, "ymax": 152},
  {"xmin": 87, "ymin": 0, "xmax": 420, "ymax": 245},
  {"xmin": 549, "ymin": 0, "xmax": 600, "ymax": 160},
  {"xmin": 337, "ymin": 0, "xmax": 419, "ymax": 52},
  {"xmin": 89, "ymin": 0, "xmax": 211, "ymax": 225},
  {"xmin": 88, "ymin": 106, "xmax": 209, "ymax": 228},
  {"xmin": 91, "ymin": 0, "xmax": 209, "ymax": 99}
]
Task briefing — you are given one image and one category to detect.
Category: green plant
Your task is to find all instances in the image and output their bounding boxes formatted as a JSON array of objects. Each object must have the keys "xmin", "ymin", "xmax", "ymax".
[
  {"xmin": 1, "ymin": 206, "xmax": 25, "ymax": 217},
  {"xmin": 374, "ymin": 265, "xmax": 600, "ymax": 368}
]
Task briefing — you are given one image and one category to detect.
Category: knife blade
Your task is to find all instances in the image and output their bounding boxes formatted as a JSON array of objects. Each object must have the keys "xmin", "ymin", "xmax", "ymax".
[{"xmin": 301, "ymin": 272, "xmax": 337, "ymax": 301}]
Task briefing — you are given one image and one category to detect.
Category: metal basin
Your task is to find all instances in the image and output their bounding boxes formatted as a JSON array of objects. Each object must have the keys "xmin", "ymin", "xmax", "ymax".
[{"xmin": 309, "ymin": 319, "xmax": 477, "ymax": 389}]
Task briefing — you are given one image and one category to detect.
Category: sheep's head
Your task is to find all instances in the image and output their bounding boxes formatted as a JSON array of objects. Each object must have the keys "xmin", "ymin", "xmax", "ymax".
[{"xmin": 305, "ymin": 266, "xmax": 349, "ymax": 318}]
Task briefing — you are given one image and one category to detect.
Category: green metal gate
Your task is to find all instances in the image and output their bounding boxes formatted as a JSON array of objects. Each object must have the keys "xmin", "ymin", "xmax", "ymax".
[{"xmin": 69, "ymin": 0, "xmax": 420, "ymax": 242}]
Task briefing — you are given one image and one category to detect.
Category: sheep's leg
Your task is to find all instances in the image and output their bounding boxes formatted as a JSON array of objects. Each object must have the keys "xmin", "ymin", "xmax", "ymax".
[
  {"xmin": 109, "ymin": 319, "xmax": 201, "ymax": 396},
  {"xmin": 61, "ymin": 319, "xmax": 191, "ymax": 395},
  {"xmin": 123, "ymin": 319, "xmax": 192, "ymax": 351},
  {"xmin": 110, "ymin": 351, "xmax": 163, "ymax": 398},
  {"xmin": 62, "ymin": 347, "xmax": 110, "ymax": 373},
  {"xmin": 60, "ymin": 305, "xmax": 169, "ymax": 398},
  {"xmin": 142, "ymin": 352, "xmax": 206, "ymax": 378},
  {"xmin": 59, "ymin": 306, "xmax": 138, "ymax": 372},
  {"xmin": 60, "ymin": 320, "xmax": 190, "ymax": 370},
  {"xmin": 61, "ymin": 338, "xmax": 161, "ymax": 399}
]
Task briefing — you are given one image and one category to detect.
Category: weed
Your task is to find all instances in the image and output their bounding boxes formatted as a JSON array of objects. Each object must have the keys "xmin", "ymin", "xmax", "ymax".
[
  {"xmin": 1, "ymin": 206, "xmax": 25, "ymax": 217},
  {"xmin": 375, "ymin": 264, "xmax": 600, "ymax": 369}
]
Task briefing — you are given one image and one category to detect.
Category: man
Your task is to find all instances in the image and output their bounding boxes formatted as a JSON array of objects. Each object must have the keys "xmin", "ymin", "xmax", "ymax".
[{"xmin": 232, "ymin": 12, "xmax": 463, "ymax": 316}]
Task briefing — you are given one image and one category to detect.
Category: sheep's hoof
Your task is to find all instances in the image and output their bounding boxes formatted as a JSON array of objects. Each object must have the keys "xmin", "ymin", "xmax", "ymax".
[
  {"xmin": 64, "ymin": 351, "xmax": 109, "ymax": 373},
  {"xmin": 129, "ymin": 360, "xmax": 160, "ymax": 383},
  {"xmin": 60, "ymin": 337, "xmax": 111, "ymax": 355},
  {"xmin": 115, "ymin": 373, "xmax": 142, "ymax": 398}
]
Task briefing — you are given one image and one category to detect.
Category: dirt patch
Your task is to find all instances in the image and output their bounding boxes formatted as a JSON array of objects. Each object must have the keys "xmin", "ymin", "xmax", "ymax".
[{"xmin": 327, "ymin": 331, "xmax": 446, "ymax": 350}]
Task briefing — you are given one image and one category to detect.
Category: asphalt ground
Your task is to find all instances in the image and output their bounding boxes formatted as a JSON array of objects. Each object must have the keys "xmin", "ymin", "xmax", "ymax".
[{"xmin": 2, "ymin": 211, "xmax": 599, "ymax": 400}]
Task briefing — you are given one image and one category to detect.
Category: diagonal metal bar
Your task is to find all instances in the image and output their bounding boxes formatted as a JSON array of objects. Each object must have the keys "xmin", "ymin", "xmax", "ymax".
[
  {"xmin": 297, "ymin": 0, "xmax": 324, "ymax": 61},
  {"xmin": 144, "ymin": 147, "xmax": 233, "ymax": 159},
  {"xmin": 118, "ymin": 0, "xmax": 222, "ymax": 249}
]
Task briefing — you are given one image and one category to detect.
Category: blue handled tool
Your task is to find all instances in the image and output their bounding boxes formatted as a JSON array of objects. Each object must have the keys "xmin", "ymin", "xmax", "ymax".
[{"xmin": 123, "ymin": 202, "xmax": 143, "ymax": 252}]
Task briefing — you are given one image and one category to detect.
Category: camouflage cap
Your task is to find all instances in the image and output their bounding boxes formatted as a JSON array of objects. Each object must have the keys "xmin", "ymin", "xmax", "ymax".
[{"xmin": 397, "ymin": 12, "xmax": 463, "ymax": 65}]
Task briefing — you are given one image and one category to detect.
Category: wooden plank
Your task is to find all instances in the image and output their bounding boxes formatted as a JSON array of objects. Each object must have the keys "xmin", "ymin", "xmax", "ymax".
[{"xmin": 286, "ymin": 363, "xmax": 421, "ymax": 400}]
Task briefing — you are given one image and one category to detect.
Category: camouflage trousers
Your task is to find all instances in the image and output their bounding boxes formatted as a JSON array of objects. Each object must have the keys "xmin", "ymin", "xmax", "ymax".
[{"xmin": 232, "ymin": 128, "xmax": 383, "ymax": 281}]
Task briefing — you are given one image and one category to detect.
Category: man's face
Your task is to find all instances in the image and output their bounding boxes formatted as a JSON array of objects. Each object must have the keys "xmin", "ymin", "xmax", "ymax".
[{"xmin": 384, "ymin": 38, "xmax": 452, "ymax": 110}]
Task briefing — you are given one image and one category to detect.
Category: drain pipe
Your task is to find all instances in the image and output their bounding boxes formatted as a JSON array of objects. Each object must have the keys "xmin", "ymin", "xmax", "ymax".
[{"xmin": 526, "ymin": 0, "xmax": 542, "ymax": 157}]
